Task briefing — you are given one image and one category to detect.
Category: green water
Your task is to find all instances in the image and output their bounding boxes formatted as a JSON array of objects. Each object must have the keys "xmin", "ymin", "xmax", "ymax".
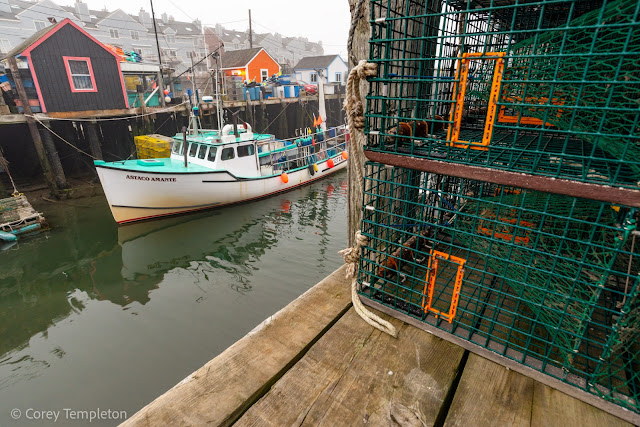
[{"xmin": 0, "ymin": 171, "xmax": 348, "ymax": 425}]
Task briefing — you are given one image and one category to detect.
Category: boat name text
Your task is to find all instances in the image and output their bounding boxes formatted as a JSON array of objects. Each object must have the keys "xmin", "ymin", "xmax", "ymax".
[{"xmin": 126, "ymin": 175, "xmax": 176, "ymax": 182}]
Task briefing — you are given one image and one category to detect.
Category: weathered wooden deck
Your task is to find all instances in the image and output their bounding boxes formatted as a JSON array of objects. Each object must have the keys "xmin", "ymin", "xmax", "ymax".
[{"xmin": 122, "ymin": 266, "xmax": 634, "ymax": 427}]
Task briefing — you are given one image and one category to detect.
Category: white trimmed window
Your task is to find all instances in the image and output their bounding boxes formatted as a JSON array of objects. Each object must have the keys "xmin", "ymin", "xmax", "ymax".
[
  {"xmin": 0, "ymin": 39, "xmax": 11, "ymax": 54},
  {"xmin": 166, "ymin": 35, "xmax": 175, "ymax": 44},
  {"xmin": 335, "ymin": 72, "xmax": 341, "ymax": 82},
  {"xmin": 63, "ymin": 57, "xmax": 96, "ymax": 92},
  {"xmin": 130, "ymin": 30, "xmax": 139, "ymax": 40},
  {"xmin": 110, "ymin": 29, "xmax": 119, "ymax": 39},
  {"xmin": 34, "ymin": 20, "xmax": 46, "ymax": 31},
  {"xmin": 310, "ymin": 73, "xmax": 317, "ymax": 83},
  {"xmin": 260, "ymin": 69, "xmax": 268, "ymax": 82}
]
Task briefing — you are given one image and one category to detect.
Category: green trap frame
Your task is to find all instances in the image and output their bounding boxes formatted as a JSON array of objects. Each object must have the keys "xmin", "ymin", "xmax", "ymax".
[
  {"xmin": 364, "ymin": 0, "xmax": 640, "ymax": 192},
  {"xmin": 357, "ymin": 162, "xmax": 640, "ymax": 418}
]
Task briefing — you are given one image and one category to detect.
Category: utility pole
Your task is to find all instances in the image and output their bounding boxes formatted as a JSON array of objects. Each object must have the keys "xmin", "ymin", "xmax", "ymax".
[
  {"xmin": 150, "ymin": 0, "xmax": 166, "ymax": 107},
  {"xmin": 248, "ymin": 9, "xmax": 253, "ymax": 48}
]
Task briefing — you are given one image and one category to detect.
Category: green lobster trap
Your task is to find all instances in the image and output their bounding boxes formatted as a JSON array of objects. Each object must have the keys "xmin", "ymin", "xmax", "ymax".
[
  {"xmin": 357, "ymin": 162, "xmax": 640, "ymax": 416},
  {"xmin": 364, "ymin": 0, "xmax": 640, "ymax": 190}
]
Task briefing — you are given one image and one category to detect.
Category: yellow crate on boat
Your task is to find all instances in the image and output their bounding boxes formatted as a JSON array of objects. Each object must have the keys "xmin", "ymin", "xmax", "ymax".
[{"xmin": 134, "ymin": 134, "xmax": 173, "ymax": 159}]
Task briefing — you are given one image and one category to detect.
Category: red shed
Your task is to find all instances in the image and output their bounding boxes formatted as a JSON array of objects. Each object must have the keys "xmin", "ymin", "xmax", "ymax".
[
  {"xmin": 220, "ymin": 47, "xmax": 280, "ymax": 83},
  {"xmin": 3, "ymin": 18, "xmax": 128, "ymax": 113}
]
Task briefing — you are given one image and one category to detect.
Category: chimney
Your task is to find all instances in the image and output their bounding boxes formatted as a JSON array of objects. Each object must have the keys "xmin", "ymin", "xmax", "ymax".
[
  {"xmin": 74, "ymin": 0, "xmax": 90, "ymax": 22},
  {"xmin": 0, "ymin": 0, "xmax": 11, "ymax": 14},
  {"xmin": 161, "ymin": 13, "xmax": 168, "ymax": 24},
  {"xmin": 274, "ymin": 32, "xmax": 281, "ymax": 42},
  {"xmin": 138, "ymin": 8, "xmax": 147, "ymax": 27},
  {"xmin": 215, "ymin": 23, "xmax": 222, "ymax": 36},
  {"xmin": 193, "ymin": 18, "xmax": 201, "ymax": 29}
]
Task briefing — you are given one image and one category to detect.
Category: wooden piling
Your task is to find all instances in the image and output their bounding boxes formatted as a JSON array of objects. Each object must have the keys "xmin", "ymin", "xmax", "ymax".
[
  {"xmin": 39, "ymin": 120, "xmax": 68, "ymax": 189},
  {"xmin": 277, "ymin": 101, "xmax": 288, "ymax": 139},
  {"xmin": 85, "ymin": 120, "xmax": 103, "ymax": 160},
  {"xmin": 245, "ymin": 94, "xmax": 254, "ymax": 126},
  {"xmin": 7, "ymin": 57, "xmax": 59, "ymax": 193},
  {"xmin": 347, "ymin": 0, "xmax": 372, "ymax": 246}
]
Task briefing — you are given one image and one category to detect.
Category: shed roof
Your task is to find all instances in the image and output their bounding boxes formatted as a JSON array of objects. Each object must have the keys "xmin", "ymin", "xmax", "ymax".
[
  {"xmin": 220, "ymin": 47, "xmax": 262, "ymax": 69},
  {"xmin": 293, "ymin": 55, "xmax": 339, "ymax": 70},
  {"xmin": 3, "ymin": 22, "xmax": 60, "ymax": 58}
]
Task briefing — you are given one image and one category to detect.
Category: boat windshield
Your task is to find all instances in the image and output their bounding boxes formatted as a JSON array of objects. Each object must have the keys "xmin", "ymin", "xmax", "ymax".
[
  {"xmin": 172, "ymin": 141, "xmax": 183, "ymax": 155},
  {"xmin": 197, "ymin": 145, "xmax": 207, "ymax": 159},
  {"xmin": 207, "ymin": 147, "xmax": 217, "ymax": 162},
  {"xmin": 221, "ymin": 147, "xmax": 235, "ymax": 161},
  {"xmin": 237, "ymin": 144, "xmax": 255, "ymax": 157}
]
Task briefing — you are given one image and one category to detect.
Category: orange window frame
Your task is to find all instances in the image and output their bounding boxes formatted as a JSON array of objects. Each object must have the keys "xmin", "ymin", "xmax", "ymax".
[
  {"xmin": 421, "ymin": 250, "xmax": 466, "ymax": 323},
  {"xmin": 447, "ymin": 52, "xmax": 506, "ymax": 151},
  {"xmin": 498, "ymin": 96, "xmax": 564, "ymax": 126},
  {"xmin": 476, "ymin": 216, "xmax": 536, "ymax": 245}
]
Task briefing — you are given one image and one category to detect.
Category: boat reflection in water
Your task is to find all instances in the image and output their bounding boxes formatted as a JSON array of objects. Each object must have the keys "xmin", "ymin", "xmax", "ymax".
[{"xmin": 0, "ymin": 173, "xmax": 347, "ymax": 423}]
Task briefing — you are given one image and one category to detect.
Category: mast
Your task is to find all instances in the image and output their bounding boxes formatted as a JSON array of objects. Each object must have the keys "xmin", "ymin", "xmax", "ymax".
[
  {"xmin": 190, "ymin": 54, "xmax": 199, "ymax": 134},
  {"xmin": 317, "ymin": 69, "xmax": 327, "ymax": 131},
  {"xmin": 149, "ymin": 0, "xmax": 166, "ymax": 107},
  {"xmin": 215, "ymin": 53, "xmax": 224, "ymax": 129}
]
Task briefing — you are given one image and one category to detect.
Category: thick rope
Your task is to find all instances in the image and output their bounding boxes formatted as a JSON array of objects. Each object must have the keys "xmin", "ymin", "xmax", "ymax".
[
  {"xmin": 347, "ymin": 0, "xmax": 367, "ymax": 67},
  {"xmin": 339, "ymin": 231, "xmax": 398, "ymax": 338},
  {"xmin": 0, "ymin": 148, "xmax": 19, "ymax": 196}
]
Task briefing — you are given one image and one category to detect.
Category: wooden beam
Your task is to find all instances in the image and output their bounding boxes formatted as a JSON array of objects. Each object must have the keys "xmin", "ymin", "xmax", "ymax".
[
  {"xmin": 44, "ymin": 105, "xmax": 186, "ymax": 119},
  {"xmin": 365, "ymin": 150, "xmax": 640, "ymax": 207},
  {"xmin": 444, "ymin": 354, "xmax": 534, "ymax": 426},
  {"xmin": 122, "ymin": 266, "xmax": 353, "ymax": 427},
  {"xmin": 0, "ymin": 104, "xmax": 187, "ymax": 124},
  {"xmin": 7, "ymin": 57, "xmax": 59, "ymax": 193},
  {"xmin": 236, "ymin": 308, "xmax": 466, "ymax": 426}
]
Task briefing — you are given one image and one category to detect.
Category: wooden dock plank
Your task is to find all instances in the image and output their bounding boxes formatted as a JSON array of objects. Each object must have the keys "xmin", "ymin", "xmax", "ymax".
[
  {"xmin": 122, "ymin": 266, "xmax": 352, "ymax": 427},
  {"xmin": 236, "ymin": 307, "xmax": 466, "ymax": 426},
  {"xmin": 444, "ymin": 353, "xmax": 534, "ymax": 427},
  {"xmin": 531, "ymin": 382, "xmax": 632, "ymax": 427}
]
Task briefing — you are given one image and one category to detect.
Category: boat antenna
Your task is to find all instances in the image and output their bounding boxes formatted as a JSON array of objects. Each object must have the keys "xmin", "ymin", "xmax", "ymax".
[
  {"xmin": 215, "ymin": 52, "xmax": 224, "ymax": 129},
  {"xmin": 232, "ymin": 110, "xmax": 240, "ymax": 138},
  {"xmin": 149, "ymin": 0, "xmax": 166, "ymax": 107}
]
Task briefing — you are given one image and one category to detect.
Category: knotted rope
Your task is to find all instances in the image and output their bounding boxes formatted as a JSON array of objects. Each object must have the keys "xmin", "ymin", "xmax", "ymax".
[
  {"xmin": 344, "ymin": 60, "xmax": 377, "ymax": 132},
  {"xmin": 340, "ymin": 231, "xmax": 398, "ymax": 338}
]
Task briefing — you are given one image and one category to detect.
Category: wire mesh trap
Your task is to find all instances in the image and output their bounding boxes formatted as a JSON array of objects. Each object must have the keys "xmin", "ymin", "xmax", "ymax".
[
  {"xmin": 357, "ymin": 162, "xmax": 640, "ymax": 413},
  {"xmin": 365, "ymin": 0, "xmax": 640, "ymax": 189}
]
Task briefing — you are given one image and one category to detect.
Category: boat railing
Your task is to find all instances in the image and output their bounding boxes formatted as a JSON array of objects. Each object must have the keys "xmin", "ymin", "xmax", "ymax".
[{"xmin": 262, "ymin": 129, "xmax": 349, "ymax": 174}]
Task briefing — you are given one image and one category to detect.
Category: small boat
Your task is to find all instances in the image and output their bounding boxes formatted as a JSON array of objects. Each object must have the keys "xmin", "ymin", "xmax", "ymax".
[
  {"xmin": 0, "ymin": 230, "xmax": 17, "ymax": 242},
  {"xmin": 0, "ymin": 194, "xmax": 47, "ymax": 240},
  {"xmin": 94, "ymin": 122, "xmax": 349, "ymax": 224}
]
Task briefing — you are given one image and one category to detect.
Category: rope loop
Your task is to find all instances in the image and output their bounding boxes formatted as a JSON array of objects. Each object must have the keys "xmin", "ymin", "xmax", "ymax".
[{"xmin": 339, "ymin": 230, "xmax": 399, "ymax": 338}]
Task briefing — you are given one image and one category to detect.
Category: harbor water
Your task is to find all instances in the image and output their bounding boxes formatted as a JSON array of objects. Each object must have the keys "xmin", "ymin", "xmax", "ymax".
[{"xmin": 0, "ymin": 170, "xmax": 348, "ymax": 425}]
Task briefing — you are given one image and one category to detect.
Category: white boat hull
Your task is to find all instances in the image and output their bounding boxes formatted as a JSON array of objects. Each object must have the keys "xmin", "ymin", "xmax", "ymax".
[{"xmin": 96, "ymin": 155, "xmax": 347, "ymax": 223}]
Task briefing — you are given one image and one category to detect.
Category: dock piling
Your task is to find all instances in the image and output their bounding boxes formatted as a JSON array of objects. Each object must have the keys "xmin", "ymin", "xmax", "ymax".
[
  {"xmin": 7, "ymin": 57, "xmax": 59, "ymax": 194},
  {"xmin": 86, "ymin": 120, "xmax": 103, "ymax": 160},
  {"xmin": 39, "ymin": 120, "xmax": 68, "ymax": 189}
]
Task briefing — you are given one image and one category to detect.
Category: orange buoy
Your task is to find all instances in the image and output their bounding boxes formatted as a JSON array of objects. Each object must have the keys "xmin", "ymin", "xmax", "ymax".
[
  {"xmin": 327, "ymin": 159, "xmax": 335, "ymax": 168},
  {"xmin": 341, "ymin": 151, "xmax": 348, "ymax": 160},
  {"xmin": 281, "ymin": 172, "xmax": 289, "ymax": 183}
]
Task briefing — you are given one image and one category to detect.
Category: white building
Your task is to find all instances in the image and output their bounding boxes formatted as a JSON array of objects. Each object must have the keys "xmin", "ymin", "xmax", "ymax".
[{"xmin": 293, "ymin": 55, "xmax": 347, "ymax": 86}]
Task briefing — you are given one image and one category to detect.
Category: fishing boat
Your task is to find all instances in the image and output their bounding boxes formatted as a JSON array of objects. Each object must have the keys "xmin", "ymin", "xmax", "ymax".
[{"xmin": 94, "ymin": 121, "xmax": 348, "ymax": 224}]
